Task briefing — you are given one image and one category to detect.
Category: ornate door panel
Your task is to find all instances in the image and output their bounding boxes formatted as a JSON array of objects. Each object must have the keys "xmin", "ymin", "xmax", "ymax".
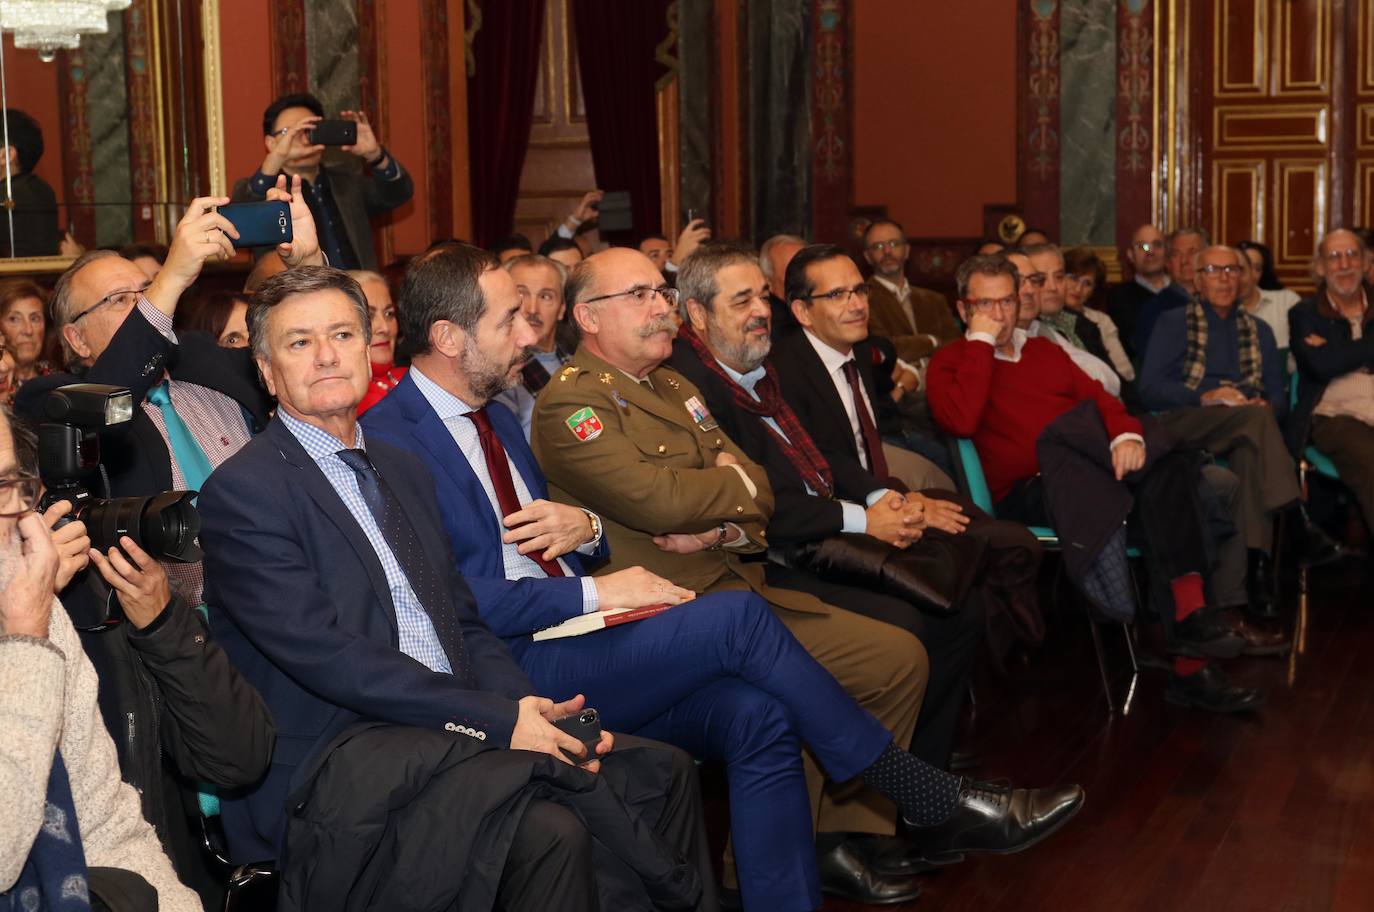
[
  {"xmin": 1198, "ymin": 0, "xmax": 1335, "ymax": 289},
  {"xmin": 1355, "ymin": 2, "xmax": 1374, "ymax": 226}
]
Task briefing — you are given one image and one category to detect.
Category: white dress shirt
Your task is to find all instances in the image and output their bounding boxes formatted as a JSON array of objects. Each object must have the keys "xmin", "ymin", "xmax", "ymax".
[
  {"xmin": 1026, "ymin": 319, "xmax": 1122, "ymax": 397},
  {"xmin": 803, "ymin": 329, "xmax": 880, "ymax": 471},
  {"xmin": 410, "ymin": 366, "xmax": 602, "ymax": 613}
]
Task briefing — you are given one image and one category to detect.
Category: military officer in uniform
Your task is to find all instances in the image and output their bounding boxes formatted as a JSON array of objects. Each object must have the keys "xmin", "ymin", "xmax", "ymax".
[{"xmin": 532, "ymin": 247, "xmax": 934, "ymax": 880}]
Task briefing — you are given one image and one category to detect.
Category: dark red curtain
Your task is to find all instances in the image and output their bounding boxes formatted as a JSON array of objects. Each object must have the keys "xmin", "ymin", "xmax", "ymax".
[
  {"xmin": 571, "ymin": 0, "xmax": 672, "ymax": 243},
  {"xmin": 467, "ymin": 0, "xmax": 547, "ymax": 247}
]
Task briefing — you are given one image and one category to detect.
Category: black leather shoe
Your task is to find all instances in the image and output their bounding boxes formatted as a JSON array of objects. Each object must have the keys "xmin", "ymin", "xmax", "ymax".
[
  {"xmin": 1171, "ymin": 608, "xmax": 1245, "ymax": 659},
  {"xmin": 1245, "ymin": 551, "xmax": 1280, "ymax": 620},
  {"xmin": 904, "ymin": 779, "xmax": 1085, "ymax": 863},
  {"xmin": 1301, "ymin": 520, "xmax": 1362, "ymax": 568},
  {"xmin": 1164, "ymin": 663, "xmax": 1265, "ymax": 712},
  {"xmin": 816, "ymin": 841, "xmax": 923, "ymax": 905},
  {"xmin": 843, "ymin": 834, "xmax": 942, "ymax": 877}
]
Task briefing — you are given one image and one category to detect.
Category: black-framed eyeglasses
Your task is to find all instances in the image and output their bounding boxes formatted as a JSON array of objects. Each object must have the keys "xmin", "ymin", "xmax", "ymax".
[
  {"xmin": 0, "ymin": 473, "xmax": 41, "ymax": 518},
  {"xmin": 581, "ymin": 284, "xmax": 680, "ymax": 307},
  {"xmin": 804, "ymin": 283, "xmax": 871, "ymax": 304},
  {"xmin": 1197, "ymin": 264, "xmax": 1241, "ymax": 277},
  {"xmin": 73, "ymin": 283, "xmax": 150, "ymax": 323}
]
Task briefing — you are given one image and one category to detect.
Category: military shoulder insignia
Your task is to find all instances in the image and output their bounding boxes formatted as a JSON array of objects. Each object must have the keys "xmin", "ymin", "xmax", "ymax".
[
  {"xmin": 558, "ymin": 365, "xmax": 578, "ymax": 382},
  {"xmin": 565, "ymin": 406, "xmax": 604, "ymax": 441},
  {"xmin": 664, "ymin": 376, "xmax": 681, "ymax": 390},
  {"xmin": 598, "ymin": 372, "xmax": 614, "ymax": 384}
]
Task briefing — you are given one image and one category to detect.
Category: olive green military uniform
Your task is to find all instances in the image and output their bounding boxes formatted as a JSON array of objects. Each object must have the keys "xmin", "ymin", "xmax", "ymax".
[{"xmin": 532, "ymin": 346, "xmax": 926, "ymax": 839}]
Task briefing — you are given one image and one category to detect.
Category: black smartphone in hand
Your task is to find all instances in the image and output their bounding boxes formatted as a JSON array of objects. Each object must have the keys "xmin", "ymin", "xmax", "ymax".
[
  {"xmin": 217, "ymin": 201, "xmax": 291, "ymax": 248},
  {"xmin": 554, "ymin": 708, "xmax": 602, "ymax": 766},
  {"xmin": 309, "ymin": 119, "xmax": 358, "ymax": 146}
]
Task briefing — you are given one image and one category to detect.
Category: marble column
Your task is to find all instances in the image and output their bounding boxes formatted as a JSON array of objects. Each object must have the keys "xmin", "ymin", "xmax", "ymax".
[
  {"xmin": 678, "ymin": 0, "xmax": 713, "ymax": 224},
  {"xmin": 1058, "ymin": 0, "xmax": 1116, "ymax": 246},
  {"xmin": 748, "ymin": 0, "xmax": 811, "ymax": 241},
  {"xmin": 85, "ymin": 20, "xmax": 133, "ymax": 247}
]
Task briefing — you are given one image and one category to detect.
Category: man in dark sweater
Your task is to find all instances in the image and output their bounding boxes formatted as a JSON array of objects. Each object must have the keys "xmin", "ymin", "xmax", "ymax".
[
  {"xmin": 927, "ymin": 254, "xmax": 1264, "ymax": 714},
  {"xmin": 1107, "ymin": 223, "xmax": 1170, "ymax": 359}
]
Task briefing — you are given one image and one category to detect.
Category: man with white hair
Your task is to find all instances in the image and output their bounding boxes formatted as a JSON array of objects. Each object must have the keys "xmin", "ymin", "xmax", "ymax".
[
  {"xmin": 759, "ymin": 233, "xmax": 807, "ymax": 339},
  {"xmin": 1289, "ymin": 228, "xmax": 1374, "ymax": 530},
  {"xmin": 1139, "ymin": 244, "xmax": 1299, "ymax": 620}
]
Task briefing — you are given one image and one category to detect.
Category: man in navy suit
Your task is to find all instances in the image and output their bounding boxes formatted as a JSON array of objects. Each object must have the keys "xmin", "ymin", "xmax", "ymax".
[
  {"xmin": 198, "ymin": 266, "xmax": 714, "ymax": 911},
  {"xmin": 362, "ymin": 243, "xmax": 1085, "ymax": 910}
]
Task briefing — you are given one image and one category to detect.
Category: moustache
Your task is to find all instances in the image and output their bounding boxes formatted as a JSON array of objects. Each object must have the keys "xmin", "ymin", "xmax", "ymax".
[
  {"xmin": 744, "ymin": 316, "xmax": 770, "ymax": 334},
  {"xmin": 639, "ymin": 317, "xmax": 678, "ymax": 338},
  {"xmin": 524, "ymin": 314, "xmax": 544, "ymax": 328}
]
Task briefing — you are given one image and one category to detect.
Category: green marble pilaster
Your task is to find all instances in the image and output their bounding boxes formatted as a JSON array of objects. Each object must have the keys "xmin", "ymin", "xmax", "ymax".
[
  {"xmin": 1058, "ymin": 0, "xmax": 1116, "ymax": 245},
  {"xmin": 85, "ymin": 20, "xmax": 133, "ymax": 247}
]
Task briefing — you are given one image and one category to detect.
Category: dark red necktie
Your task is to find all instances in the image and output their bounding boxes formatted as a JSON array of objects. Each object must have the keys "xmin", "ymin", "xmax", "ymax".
[
  {"xmin": 841, "ymin": 359, "xmax": 890, "ymax": 479},
  {"xmin": 465, "ymin": 407, "xmax": 565, "ymax": 578}
]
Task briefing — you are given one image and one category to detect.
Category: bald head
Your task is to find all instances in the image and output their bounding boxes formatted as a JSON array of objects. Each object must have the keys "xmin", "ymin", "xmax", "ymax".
[
  {"xmin": 1194, "ymin": 245, "xmax": 1243, "ymax": 314},
  {"xmin": 566, "ymin": 247, "xmax": 678, "ymax": 378}
]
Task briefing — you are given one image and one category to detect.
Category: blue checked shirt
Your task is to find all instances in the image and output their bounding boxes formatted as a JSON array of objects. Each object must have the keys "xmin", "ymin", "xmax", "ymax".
[
  {"xmin": 279, "ymin": 410, "xmax": 453, "ymax": 673},
  {"xmin": 410, "ymin": 366, "xmax": 601, "ymax": 613}
]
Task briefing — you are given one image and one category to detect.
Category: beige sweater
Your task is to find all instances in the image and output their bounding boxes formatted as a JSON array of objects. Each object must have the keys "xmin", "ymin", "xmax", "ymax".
[{"xmin": 0, "ymin": 602, "xmax": 202, "ymax": 911}]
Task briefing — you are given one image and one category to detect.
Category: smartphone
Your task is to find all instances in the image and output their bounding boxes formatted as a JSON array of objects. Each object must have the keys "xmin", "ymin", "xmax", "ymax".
[
  {"xmin": 309, "ymin": 119, "xmax": 357, "ymax": 146},
  {"xmin": 217, "ymin": 201, "xmax": 292, "ymax": 248},
  {"xmin": 686, "ymin": 207, "xmax": 702, "ymax": 225},
  {"xmin": 554, "ymin": 708, "xmax": 602, "ymax": 766}
]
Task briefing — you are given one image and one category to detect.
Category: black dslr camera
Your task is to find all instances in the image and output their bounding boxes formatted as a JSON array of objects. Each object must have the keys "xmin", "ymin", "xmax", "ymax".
[{"xmin": 37, "ymin": 383, "xmax": 203, "ymax": 563}]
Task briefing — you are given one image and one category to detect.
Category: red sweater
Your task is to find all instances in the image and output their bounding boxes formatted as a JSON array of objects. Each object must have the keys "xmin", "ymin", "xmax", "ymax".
[{"xmin": 927, "ymin": 335, "xmax": 1142, "ymax": 502}]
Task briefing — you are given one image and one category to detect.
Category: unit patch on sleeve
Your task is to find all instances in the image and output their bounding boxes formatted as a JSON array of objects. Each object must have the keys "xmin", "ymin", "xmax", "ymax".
[{"xmin": 565, "ymin": 406, "xmax": 604, "ymax": 441}]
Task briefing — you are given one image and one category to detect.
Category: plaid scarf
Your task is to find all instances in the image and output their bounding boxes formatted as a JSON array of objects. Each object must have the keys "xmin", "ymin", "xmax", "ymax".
[
  {"xmin": 678, "ymin": 326, "xmax": 834, "ymax": 498},
  {"xmin": 1182, "ymin": 296, "xmax": 1263, "ymax": 392},
  {"xmin": 1039, "ymin": 311, "xmax": 1084, "ymax": 349}
]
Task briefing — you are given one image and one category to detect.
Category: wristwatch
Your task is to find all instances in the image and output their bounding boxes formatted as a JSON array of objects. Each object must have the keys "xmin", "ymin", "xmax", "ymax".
[
  {"xmin": 581, "ymin": 509, "xmax": 602, "ymax": 545},
  {"xmin": 704, "ymin": 522, "xmax": 729, "ymax": 551}
]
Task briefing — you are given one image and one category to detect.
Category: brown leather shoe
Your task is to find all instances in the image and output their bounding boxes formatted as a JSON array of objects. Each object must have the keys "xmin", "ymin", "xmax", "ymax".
[{"xmin": 1224, "ymin": 609, "xmax": 1291, "ymax": 657}]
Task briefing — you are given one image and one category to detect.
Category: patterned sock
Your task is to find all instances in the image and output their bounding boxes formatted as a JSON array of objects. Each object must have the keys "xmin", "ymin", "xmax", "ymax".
[
  {"xmin": 1170, "ymin": 572, "xmax": 1206, "ymax": 621},
  {"xmin": 1079, "ymin": 526, "xmax": 1134, "ymax": 621},
  {"xmin": 1174, "ymin": 656, "xmax": 1207, "ymax": 676},
  {"xmin": 860, "ymin": 741, "xmax": 962, "ymax": 826}
]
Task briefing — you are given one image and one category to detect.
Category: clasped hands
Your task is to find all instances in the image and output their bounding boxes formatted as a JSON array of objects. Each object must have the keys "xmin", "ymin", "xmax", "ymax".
[{"xmin": 865, "ymin": 491, "xmax": 970, "ymax": 548}]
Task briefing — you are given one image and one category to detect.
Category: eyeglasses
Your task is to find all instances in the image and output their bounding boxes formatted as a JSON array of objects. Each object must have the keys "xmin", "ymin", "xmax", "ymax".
[
  {"xmin": 865, "ymin": 239, "xmax": 907, "ymax": 253},
  {"xmin": 804, "ymin": 283, "xmax": 871, "ymax": 304},
  {"xmin": 1016, "ymin": 272, "xmax": 1047, "ymax": 288},
  {"xmin": 1324, "ymin": 247, "xmax": 1362, "ymax": 262},
  {"xmin": 966, "ymin": 296, "xmax": 1018, "ymax": 312},
  {"xmin": 1197, "ymin": 264, "xmax": 1242, "ymax": 277},
  {"xmin": 0, "ymin": 473, "xmax": 40, "ymax": 518},
  {"xmin": 73, "ymin": 283, "xmax": 150, "ymax": 323},
  {"xmin": 581, "ymin": 284, "xmax": 680, "ymax": 308}
]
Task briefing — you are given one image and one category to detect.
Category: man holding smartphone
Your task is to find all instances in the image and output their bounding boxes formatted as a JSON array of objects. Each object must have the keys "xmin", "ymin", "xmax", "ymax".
[{"xmin": 232, "ymin": 92, "xmax": 414, "ymax": 271}]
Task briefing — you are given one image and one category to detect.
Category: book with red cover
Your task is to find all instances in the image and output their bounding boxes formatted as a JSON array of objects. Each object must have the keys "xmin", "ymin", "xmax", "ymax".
[{"xmin": 531, "ymin": 602, "xmax": 676, "ymax": 641}]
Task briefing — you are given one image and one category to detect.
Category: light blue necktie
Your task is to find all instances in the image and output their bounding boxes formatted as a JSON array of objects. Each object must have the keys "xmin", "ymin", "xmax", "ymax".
[{"xmin": 146, "ymin": 380, "xmax": 214, "ymax": 495}]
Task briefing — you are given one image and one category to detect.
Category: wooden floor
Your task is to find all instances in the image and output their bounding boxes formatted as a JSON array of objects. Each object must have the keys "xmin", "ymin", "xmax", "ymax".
[{"xmin": 823, "ymin": 557, "xmax": 1374, "ymax": 912}]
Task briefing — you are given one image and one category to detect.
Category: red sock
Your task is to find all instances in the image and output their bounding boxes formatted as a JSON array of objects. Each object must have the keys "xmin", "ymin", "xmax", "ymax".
[
  {"xmin": 1173, "ymin": 656, "xmax": 1207, "ymax": 676},
  {"xmin": 1170, "ymin": 572, "xmax": 1206, "ymax": 622}
]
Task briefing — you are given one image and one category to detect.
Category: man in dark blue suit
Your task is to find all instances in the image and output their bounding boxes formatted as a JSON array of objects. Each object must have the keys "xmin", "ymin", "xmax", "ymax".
[
  {"xmin": 362, "ymin": 243, "xmax": 1086, "ymax": 910},
  {"xmin": 198, "ymin": 266, "xmax": 712, "ymax": 912}
]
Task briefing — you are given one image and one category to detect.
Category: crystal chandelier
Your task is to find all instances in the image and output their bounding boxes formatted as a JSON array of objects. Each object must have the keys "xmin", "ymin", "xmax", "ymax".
[{"xmin": 0, "ymin": 0, "xmax": 129, "ymax": 62}]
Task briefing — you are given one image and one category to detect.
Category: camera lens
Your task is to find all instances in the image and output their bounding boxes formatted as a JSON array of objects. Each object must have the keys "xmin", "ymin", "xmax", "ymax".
[{"xmin": 78, "ymin": 491, "xmax": 203, "ymax": 563}]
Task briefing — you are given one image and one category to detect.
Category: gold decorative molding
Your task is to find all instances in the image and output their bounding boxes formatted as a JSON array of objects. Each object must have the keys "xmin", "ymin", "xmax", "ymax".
[
  {"xmin": 1272, "ymin": 158, "xmax": 1326, "ymax": 266},
  {"xmin": 202, "ymin": 0, "xmax": 227, "ymax": 197},
  {"xmin": 1211, "ymin": 159, "xmax": 1266, "ymax": 245},
  {"xmin": 0, "ymin": 255, "xmax": 77, "ymax": 275},
  {"xmin": 464, "ymin": 0, "xmax": 483, "ymax": 77},
  {"xmin": 1358, "ymin": 104, "xmax": 1374, "ymax": 151},
  {"xmin": 1356, "ymin": 162, "xmax": 1374, "ymax": 227},
  {"xmin": 1213, "ymin": 103, "xmax": 1329, "ymax": 151},
  {"xmin": 1213, "ymin": 0, "xmax": 1264, "ymax": 96},
  {"xmin": 1275, "ymin": 0, "xmax": 1329, "ymax": 96}
]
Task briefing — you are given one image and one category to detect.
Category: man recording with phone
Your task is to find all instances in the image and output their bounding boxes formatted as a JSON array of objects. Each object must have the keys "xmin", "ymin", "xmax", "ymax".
[{"xmin": 232, "ymin": 92, "xmax": 414, "ymax": 270}]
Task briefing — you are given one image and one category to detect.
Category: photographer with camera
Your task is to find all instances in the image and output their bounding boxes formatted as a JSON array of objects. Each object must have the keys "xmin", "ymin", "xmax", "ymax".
[
  {"xmin": 1, "ymin": 405, "xmax": 202, "ymax": 912},
  {"xmin": 231, "ymin": 93, "xmax": 413, "ymax": 271},
  {"xmin": 13, "ymin": 181, "xmax": 316, "ymax": 904}
]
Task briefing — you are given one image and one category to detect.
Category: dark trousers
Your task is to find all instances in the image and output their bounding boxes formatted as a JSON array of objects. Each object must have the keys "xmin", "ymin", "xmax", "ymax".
[
  {"xmin": 1310, "ymin": 414, "xmax": 1374, "ymax": 530},
  {"xmin": 510, "ymin": 590, "xmax": 893, "ymax": 912},
  {"xmin": 498, "ymin": 800, "xmax": 599, "ymax": 912},
  {"xmin": 1155, "ymin": 405, "xmax": 1300, "ymax": 553},
  {"xmin": 764, "ymin": 562, "xmax": 981, "ymax": 769}
]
